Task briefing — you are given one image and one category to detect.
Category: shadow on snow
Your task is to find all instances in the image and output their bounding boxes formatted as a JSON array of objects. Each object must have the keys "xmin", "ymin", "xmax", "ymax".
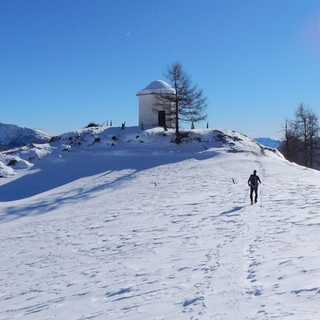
[
  {"xmin": 0, "ymin": 149, "xmax": 218, "ymax": 222},
  {"xmin": 220, "ymin": 206, "xmax": 244, "ymax": 216}
]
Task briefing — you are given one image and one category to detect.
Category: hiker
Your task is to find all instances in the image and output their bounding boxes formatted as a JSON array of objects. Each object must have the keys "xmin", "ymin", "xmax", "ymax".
[{"xmin": 248, "ymin": 170, "xmax": 261, "ymax": 204}]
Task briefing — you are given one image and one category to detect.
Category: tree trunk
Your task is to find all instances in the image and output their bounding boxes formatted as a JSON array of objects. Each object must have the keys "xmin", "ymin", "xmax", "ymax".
[{"xmin": 175, "ymin": 97, "xmax": 180, "ymax": 143}]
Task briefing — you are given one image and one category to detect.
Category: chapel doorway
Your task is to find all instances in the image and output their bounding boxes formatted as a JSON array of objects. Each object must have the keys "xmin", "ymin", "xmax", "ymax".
[{"xmin": 158, "ymin": 111, "xmax": 166, "ymax": 127}]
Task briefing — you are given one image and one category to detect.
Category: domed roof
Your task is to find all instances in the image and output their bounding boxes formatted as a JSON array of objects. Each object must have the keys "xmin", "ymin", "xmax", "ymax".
[{"xmin": 137, "ymin": 80, "xmax": 175, "ymax": 96}]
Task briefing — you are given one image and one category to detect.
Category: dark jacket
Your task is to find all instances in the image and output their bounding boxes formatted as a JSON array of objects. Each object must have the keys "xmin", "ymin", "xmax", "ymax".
[{"xmin": 248, "ymin": 174, "xmax": 261, "ymax": 188}]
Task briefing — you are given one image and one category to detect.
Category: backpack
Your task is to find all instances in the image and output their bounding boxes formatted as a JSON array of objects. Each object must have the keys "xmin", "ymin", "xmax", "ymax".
[{"xmin": 250, "ymin": 175, "xmax": 258, "ymax": 188}]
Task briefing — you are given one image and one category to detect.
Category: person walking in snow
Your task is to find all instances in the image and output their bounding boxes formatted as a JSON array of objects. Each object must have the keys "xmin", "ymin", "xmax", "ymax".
[{"xmin": 248, "ymin": 170, "xmax": 261, "ymax": 204}]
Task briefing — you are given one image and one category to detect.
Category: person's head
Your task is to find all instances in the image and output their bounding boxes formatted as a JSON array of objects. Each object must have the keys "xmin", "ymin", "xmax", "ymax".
[{"xmin": 253, "ymin": 170, "xmax": 257, "ymax": 175}]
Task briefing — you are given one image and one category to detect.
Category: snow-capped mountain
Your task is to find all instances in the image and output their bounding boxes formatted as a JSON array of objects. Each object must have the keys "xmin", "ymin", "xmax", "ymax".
[
  {"xmin": 255, "ymin": 137, "xmax": 280, "ymax": 149},
  {"xmin": 1, "ymin": 126, "xmax": 319, "ymax": 320},
  {"xmin": 0, "ymin": 123, "xmax": 52, "ymax": 150}
]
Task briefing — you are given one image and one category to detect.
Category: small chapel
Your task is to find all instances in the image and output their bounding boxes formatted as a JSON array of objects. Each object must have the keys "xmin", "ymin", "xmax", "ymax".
[{"xmin": 136, "ymin": 80, "xmax": 175, "ymax": 128}]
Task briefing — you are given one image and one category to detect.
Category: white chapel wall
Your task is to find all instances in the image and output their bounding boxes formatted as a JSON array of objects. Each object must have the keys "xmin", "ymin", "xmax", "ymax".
[{"xmin": 139, "ymin": 95, "xmax": 158, "ymax": 127}]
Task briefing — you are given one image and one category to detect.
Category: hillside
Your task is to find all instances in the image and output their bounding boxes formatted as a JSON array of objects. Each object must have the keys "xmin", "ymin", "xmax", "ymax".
[
  {"xmin": 0, "ymin": 126, "xmax": 276, "ymax": 183},
  {"xmin": 1, "ymin": 126, "xmax": 320, "ymax": 319}
]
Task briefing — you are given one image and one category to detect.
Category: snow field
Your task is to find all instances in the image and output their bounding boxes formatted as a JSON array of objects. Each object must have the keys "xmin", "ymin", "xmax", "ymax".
[{"xmin": 1, "ymin": 128, "xmax": 320, "ymax": 319}]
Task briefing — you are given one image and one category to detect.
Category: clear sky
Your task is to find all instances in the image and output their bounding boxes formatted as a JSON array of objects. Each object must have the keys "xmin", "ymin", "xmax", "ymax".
[{"xmin": 1, "ymin": 0, "xmax": 320, "ymax": 139}]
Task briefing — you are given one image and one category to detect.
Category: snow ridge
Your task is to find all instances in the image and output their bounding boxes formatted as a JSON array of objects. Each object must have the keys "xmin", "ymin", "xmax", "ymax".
[{"xmin": 0, "ymin": 126, "xmax": 281, "ymax": 181}]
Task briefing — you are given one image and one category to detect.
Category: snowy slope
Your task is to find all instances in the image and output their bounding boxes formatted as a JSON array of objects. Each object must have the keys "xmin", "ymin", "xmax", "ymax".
[
  {"xmin": 0, "ymin": 126, "xmax": 320, "ymax": 320},
  {"xmin": 0, "ymin": 123, "xmax": 51, "ymax": 150}
]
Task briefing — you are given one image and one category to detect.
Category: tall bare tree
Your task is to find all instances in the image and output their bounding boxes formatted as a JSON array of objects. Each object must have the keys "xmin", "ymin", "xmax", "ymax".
[
  {"xmin": 294, "ymin": 103, "xmax": 319, "ymax": 167},
  {"xmin": 305, "ymin": 107, "xmax": 319, "ymax": 167},
  {"xmin": 281, "ymin": 118, "xmax": 298, "ymax": 162},
  {"xmin": 280, "ymin": 103, "xmax": 319, "ymax": 167},
  {"xmin": 154, "ymin": 62, "xmax": 208, "ymax": 143}
]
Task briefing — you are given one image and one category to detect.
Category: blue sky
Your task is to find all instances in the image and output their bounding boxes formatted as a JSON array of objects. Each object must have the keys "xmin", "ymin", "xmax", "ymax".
[{"xmin": 1, "ymin": 0, "xmax": 320, "ymax": 139}]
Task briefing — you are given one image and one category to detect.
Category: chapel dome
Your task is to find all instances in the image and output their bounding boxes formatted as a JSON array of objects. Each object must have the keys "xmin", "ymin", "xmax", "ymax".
[{"xmin": 137, "ymin": 80, "xmax": 175, "ymax": 96}]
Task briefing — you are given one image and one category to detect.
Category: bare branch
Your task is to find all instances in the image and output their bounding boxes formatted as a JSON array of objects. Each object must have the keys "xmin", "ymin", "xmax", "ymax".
[{"xmin": 154, "ymin": 62, "xmax": 208, "ymax": 143}]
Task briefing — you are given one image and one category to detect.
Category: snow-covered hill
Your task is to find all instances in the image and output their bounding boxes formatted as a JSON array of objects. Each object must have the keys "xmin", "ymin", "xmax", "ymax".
[
  {"xmin": 0, "ymin": 123, "xmax": 51, "ymax": 150},
  {"xmin": 1, "ymin": 126, "xmax": 320, "ymax": 319},
  {"xmin": 0, "ymin": 126, "xmax": 277, "ymax": 183}
]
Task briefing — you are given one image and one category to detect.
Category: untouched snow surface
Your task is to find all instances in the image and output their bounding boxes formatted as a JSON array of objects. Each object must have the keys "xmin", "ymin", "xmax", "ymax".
[{"xmin": 1, "ymin": 127, "xmax": 320, "ymax": 319}]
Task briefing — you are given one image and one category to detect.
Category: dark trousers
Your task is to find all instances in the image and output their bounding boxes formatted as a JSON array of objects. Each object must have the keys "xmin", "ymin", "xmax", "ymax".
[{"xmin": 250, "ymin": 186, "xmax": 258, "ymax": 202}]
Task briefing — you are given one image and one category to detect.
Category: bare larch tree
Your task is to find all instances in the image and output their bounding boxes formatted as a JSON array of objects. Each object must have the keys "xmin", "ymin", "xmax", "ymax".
[
  {"xmin": 154, "ymin": 62, "xmax": 208, "ymax": 143},
  {"xmin": 280, "ymin": 103, "xmax": 319, "ymax": 167}
]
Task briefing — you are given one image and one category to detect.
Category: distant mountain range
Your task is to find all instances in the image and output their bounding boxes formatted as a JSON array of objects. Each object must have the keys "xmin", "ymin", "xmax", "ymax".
[
  {"xmin": 0, "ymin": 123, "xmax": 52, "ymax": 150},
  {"xmin": 255, "ymin": 137, "xmax": 280, "ymax": 149}
]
